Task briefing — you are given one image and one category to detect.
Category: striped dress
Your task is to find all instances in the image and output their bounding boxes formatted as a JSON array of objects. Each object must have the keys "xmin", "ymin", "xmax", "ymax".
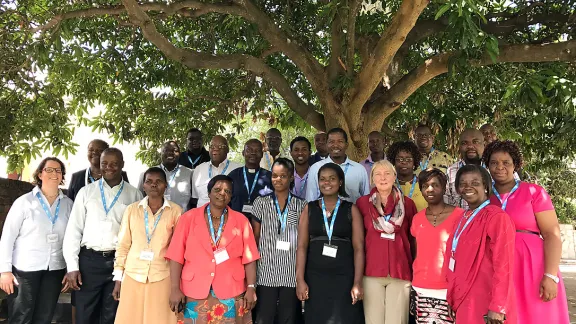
[{"xmin": 251, "ymin": 193, "xmax": 307, "ymax": 287}]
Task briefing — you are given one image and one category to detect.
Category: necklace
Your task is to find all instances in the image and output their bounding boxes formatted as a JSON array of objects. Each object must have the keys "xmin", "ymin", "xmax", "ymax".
[{"xmin": 427, "ymin": 205, "xmax": 446, "ymax": 226}]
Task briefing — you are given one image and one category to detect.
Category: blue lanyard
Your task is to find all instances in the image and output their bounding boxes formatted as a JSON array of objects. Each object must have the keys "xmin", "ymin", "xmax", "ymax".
[
  {"xmin": 144, "ymin": 207, "xmax": 164, "ymax": 245},
  {"xmin": 492, "ymin": 180, "xmax": 520, "ymax": 211},
  {"xmin": 265, "ymin": 153, "xmax": 272, "ymax": 169},
  {"xmin": 458, "ymin": 160, "xmax": 486, "ymax": 169},
  {"xmin": 274, "ymin": 193, "xmax": 292, "ymax": 233},
  {"xmin": 35, "ymin": 192, "xmax": 61, "ymax": 226},
  {"xmin": 243, "ymin": 167, "xmax": 260, "ymax": 202},
  {"xmin": 208, "ymin": 160, "xmax": 230, "ymax": 178},
  {"xmin": 99, "ymin": 179, "xmax": 125, "ymax": 215},
  {"xmin": 161, "ymin": 164, "xmax": 180, "ymax": 187},
  {"xmin": 342, "ymin": 163, "xmax": 350, "ymax": 175},
  {"xmin": 294, "ymin": 172, "xmax": 308, "ymax": 197},
  {"xmin": 420, "ymin": 147, "xmax": 435, "ymax": 171},
  {"xmin": 88, "ymin": 169, "xmax": 96, "ymax": 183},
  {"xmin": 451, "ymin": 200, "xmax": 490, "ymax": 255},
  {"xmin": 187, "ymin": 154, "xmax": 202, "ymax": 167},
  {"xmin": 321, "ymin": 198, "xmax": 341, "ymax": 244},
  {"xmin": 207, "ymin": 205, "xmax": 226, "ymax": 246},
  {"xmin": 396, "ymin": 176, "xmax": 417, "ymax": 198}
]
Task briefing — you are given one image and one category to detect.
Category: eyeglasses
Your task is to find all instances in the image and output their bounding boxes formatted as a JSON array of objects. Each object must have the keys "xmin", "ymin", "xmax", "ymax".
[
  {"xmin": 209, "ymin": 144, "xmax": 228, "ymax": 150},
  {"xmin": 395, "ymin": 157, "xmax": 414, "ymax": 163},
  {"xmin": 43, "ymin": 167, "xmax": 62, "ymax": 174},
  {"xmin": 266, "ymin": 136, "xmax": 282, "ymax": 141},
  {"xmin": 415, "ymin": 134, "xmax": 433, "ymax": 139}
]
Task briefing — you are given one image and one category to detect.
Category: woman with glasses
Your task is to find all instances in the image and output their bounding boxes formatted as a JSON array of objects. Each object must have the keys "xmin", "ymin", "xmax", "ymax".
[
  {"xmin": 484, "ymin": 141, "xmax": 569, "ymax": 324},
  {"xmin": 387, "ymin": 141, "xmax": 427, "ymax": 212},
  {"xmin": 0, "ymin": 158, "xmax": 73, "ymax": 324},
  {"xmin": 166, "ymin": 175, "xmax": 260, "ymax": 323},
  {"xmin": 251, "ymin": 158, "xmax": 307, "ymax": 323}
]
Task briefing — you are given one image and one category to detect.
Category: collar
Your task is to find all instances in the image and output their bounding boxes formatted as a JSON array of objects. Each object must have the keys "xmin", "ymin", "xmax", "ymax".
[
  {"xmin": 160, "ymin": 163, "xmax": 179, "ymax": 173},
  {"xmin": 138, "ymin": 196, "xmax": 171, "ymax": 209},
  {"xmin": 101, "ymin": 179, "xmax": 125, "ymax": 190},
  {"xmin": 244, "ymin": 166, "xmax": 261, "ymax": 173},
  {"xmin": 33, "ymin": 186, "xmax": 64, "ymax": 199},
  {"xmin": 294, "ymin": 168, "xmax": 309, "ymax": 180},
  {"xmin": 211, "ymin": 158, "xmax": 229, "ymax": 168},
  {"xmin": 327, "ymin": 156, "xmax": 351, "ymax": 166}
]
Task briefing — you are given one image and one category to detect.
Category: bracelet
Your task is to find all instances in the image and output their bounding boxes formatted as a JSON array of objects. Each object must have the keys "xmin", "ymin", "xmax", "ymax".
[
  {"xmin": 544, "ymin": 273, "xmax": 559, "ymax": 284},
  {"xmin": 247, "ymin": 284, "xmax": 256, "ymax": 289}
]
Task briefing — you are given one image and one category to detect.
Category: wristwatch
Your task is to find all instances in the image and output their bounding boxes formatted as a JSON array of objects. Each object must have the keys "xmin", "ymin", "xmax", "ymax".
[
  {"xmin": 247, "ymin": 284, "xmax": 257, "ymax": 289},
  {"xmin": 544, "ymin": 273, "xmax": 560, "ymax": 284}
]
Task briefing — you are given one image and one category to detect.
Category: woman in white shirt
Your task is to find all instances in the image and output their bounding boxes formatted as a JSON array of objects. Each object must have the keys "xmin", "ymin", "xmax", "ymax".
[{"xmin": 0, "ymin": 157, "xmax": 73, "ymax": 324}]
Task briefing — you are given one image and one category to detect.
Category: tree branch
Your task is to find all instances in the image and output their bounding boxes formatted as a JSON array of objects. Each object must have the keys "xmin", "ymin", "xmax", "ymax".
[
  {"xmin": 367, "ymin": 40, "xmax": 576, "ymax": 121},
  {"xmin": 346, "ymin": 0, "xmax": 428, "ymax": 118},
  {"xmin": 346, "ymin": 0, "xmax": 360, "ymax": 76},
  {"xmin": 120, "ymin": 0, "xmax": 325, "ymax": 130},
  {"xmin": 327, "ymin": 10, "xmax": 344, "ymax": 83}
]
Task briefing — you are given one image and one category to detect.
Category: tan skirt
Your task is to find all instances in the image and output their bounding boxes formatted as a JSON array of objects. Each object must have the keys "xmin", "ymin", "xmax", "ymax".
[{"xmin": 115, "ymin": 275, "xmax": 177, "ymax": 324}]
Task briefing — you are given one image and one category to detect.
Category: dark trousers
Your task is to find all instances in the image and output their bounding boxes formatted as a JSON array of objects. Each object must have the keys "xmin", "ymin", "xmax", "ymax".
[
  {"xmin": 7, "ymin": 266, "xmax": 66, "ymax": 324},
  {"xmin": 254, "ymin": 286, "xmax": 302, "ymax": 324},
  {"xmin": 75, "ymin": 248, "xmax": 117, "ymax": 324}
]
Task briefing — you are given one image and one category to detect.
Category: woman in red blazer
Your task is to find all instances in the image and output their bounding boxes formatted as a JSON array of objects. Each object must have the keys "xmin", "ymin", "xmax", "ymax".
[
  {"xmin": 356, "ymin": 160, "xmax": 417, "ymax": 324},
  {"xmin": 166, "ymin": 175, "xmax": 260, "ymax": 323}
]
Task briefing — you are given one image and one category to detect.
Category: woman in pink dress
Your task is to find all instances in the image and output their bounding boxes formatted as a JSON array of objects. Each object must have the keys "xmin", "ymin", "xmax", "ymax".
[
  {"xmin": 446, "ymin": 164, "xmax": 517, "ymax": 324},
  {"xmin": 484, "ymin": 140, "xmax": 569, "ymax": 324}
]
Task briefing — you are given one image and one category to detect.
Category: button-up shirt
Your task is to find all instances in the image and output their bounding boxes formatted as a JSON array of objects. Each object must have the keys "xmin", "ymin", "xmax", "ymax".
[
  {"xmin": 191, "ymin": 159, "xmax": 241, "ymax": 207},
  {"xmin": 305, "ymin": 157, "xmax": 370, "ymax": 203},
  {"xmin": 114, "ymin": 197, "xmax": 182, "ymax": 283},
  {"xmin": 416, "ymin": 149, "xmax": 454, "ymax": 175},
  {"xmin": 360, "ymin": 154, "xmax": 386, "ymax": 180},
  {"xmin": 260, "ymin": 151, "xmax": 289, "ymax": 171},
  {"xmin": 291, "ymin": 169, "xmax": 309, "ymax": 199},
  {"xmin": 137, "ymin": 164, "xmax": 193, "ymax": 212},
  {"xmin": 0, "ymin": 187, "xmax": 73, "ymax": 272},
  {"xmin": 63, "ymin": 179, "xmax": 143, "ymax": 272}
]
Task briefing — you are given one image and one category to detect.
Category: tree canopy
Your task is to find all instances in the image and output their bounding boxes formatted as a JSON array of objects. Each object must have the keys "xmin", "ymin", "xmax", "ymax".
[{"xmin": 1, "ymin": 0, "xmax": 575, "ymax": 169}]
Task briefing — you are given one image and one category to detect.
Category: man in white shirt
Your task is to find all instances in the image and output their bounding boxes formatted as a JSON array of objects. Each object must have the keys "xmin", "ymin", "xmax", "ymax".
[
  {"xmin": 306, "ymin": 128, "xmax": 370, "ymax": 203},
  {"xmin": 63, "ymin": 148, "xmax": 142, "ymax": 324},
  {"xmin": 138, "ymin": 141, "xmax": 193, "ymax": 211},
  {"xmin": 189, "ymin": 135, "xmax": 240, "ymax": 208},
  {"xmin": 260, "ymin": 128, "xmax": 287, "ymax": 170}
]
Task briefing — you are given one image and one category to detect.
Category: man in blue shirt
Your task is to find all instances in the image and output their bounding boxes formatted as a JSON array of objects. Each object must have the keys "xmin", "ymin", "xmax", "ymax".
[
  {"xmin": 228, "ymin": 139, "xmax": 272, "ymax": 219},
  {"xmin": 306, "ymin": 128, "xmax": 370, "ymax": 203}
]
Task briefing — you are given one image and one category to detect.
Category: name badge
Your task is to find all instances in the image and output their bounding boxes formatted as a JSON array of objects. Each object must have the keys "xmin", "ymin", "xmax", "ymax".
[
  {"xmin": 139, "ymin": 249, "xmax": 154, "ymax": 261},
  {"xmin": 380, "ymin": 232, "xmax": 395, "ymax": 240},
  {"xmin": 276, "ymin": 240, "xmax": 290, "ymax": 251},
  {"xmin": 46, "ymin": 233, "xmax": 59, "ymax": 243},
  {"xmin": 214, "ymin": 248, "xmax": 230, "ymax": 265},
  {"xmin": 449, "ymin": 257, "xmax": 455, "ymax": 272},
  {"xmin": 242, "ymin": 205, "xmax": 253, "ymax": 214},
  {"xmin": 322, "ymin": 244, "xmax": 338, "ymax": 258}
]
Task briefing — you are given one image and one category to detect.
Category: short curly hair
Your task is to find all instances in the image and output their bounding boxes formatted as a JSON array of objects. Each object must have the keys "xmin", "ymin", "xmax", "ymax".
[
  {"xmin": 482, "ymin": 140, "xmax": 523, "ymax": 171},
  {"xmin": 386, "ymin": 141, "xmax": 422, "ymax": 171}
]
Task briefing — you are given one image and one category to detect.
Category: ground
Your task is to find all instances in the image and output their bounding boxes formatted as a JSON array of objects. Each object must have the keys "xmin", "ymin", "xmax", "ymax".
[{"xmin": 561, "ymin": 263, "xmax": 576, "ymax": 323}]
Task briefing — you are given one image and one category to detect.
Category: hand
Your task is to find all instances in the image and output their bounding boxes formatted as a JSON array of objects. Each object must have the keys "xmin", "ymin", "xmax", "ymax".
[
  {"xmin": 61, "ymin": 273, "xmax": 71, "ymax": 293},
  {"xmin": 540, "ymin": 275, "xmax": 558, "ymax": 302},
  {"xmin": 350, "ymin": 282, "xmax": 363, "ymax": 305},
  {"xmin": 112, "ymin": 281, "xmax": 121, "ymax": 301},
  {"xmin": 0, "ymin": 272, "xmax": 17, "ymax": 295},
  {"xmin": 486, "ymin": 310, "xmax": 505, "ymax": 324},
  {"xmin": 243, "ymin": 287, "xmax": 257, "ymax": 311},
  {"xmin": 66, "ymin": 271, "xmax": 82, "ymax": 291},
  {"xmin": 169, "ymin": 288, "xmax": 186, "ymax": 313},
  {"xmin": 296, "ymin": 280, "xmax": 309, "ymax": 301}
]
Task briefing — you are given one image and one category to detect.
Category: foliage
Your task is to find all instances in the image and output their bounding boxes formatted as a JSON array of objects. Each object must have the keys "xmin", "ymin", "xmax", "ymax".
[{"xmin": 0, "ymin": 0, "xmax": 574, "ymax": 170}]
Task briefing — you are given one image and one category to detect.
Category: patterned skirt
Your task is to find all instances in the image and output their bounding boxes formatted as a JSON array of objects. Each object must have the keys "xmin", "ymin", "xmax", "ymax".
[
  {"xmin": 410, "ymin": 286, "xmax": 455, "ymax": 324},
  {"xmin": 183, "ymin": 290, "xmax": 252, "ymax": 324}
]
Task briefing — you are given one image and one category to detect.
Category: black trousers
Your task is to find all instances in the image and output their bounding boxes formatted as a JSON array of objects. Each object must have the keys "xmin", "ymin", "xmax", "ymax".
[
  {"xmin": 254, "ymin": 286, "xmax": 302, "ymax": 324},
  {"xmin": 7, "ymin": 266, "xmax": 66, "ymax": 324},
  {"xmin": 74, "ymin": 248, "xmax": 117, "ymax": 324}
]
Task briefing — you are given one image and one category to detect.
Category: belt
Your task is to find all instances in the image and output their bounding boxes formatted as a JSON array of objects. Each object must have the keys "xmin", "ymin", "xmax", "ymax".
[
  {"xmin": 81, "ymin": 247, "xmax": 116, "ymax": 258},
  {"xmin": 516, "ymin": 230, "xmax": 540, "ymax": 236}
]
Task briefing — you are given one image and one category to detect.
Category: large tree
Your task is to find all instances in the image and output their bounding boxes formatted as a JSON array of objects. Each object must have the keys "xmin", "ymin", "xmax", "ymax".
[{"xmin": 1, "ymin": 0, "xmax": 575, "ymax": 168}]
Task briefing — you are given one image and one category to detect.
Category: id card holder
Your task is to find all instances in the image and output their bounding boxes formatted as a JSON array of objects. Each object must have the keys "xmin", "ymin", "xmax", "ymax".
[
  {"xmin": 380, "ymin": 232, "xmax": 395, "ymax": 240},
  {"xmin": 139, "ymin": 249, "xmax": 154, "ymax": 261},
  {"xmin": 46, "ymin": 233, "xmax": 59, "ymax": 243},
  {"xmin": 242, "ymin": 205, "xmax": 253, "ymax": 214},
  {"xmin": 449, "ymin": 257, "xmax": 455, "ymax": 272},
  {"xmin": 322, "ymin": 244, "xmax": 338, "ymax": 258},
  {"xmin": 276, "ymin": 240, "xmax": 290, "ymax": 251},
  {"xmin": 214, "ymin": 248, "xmax": 230, "ymax": 265}
]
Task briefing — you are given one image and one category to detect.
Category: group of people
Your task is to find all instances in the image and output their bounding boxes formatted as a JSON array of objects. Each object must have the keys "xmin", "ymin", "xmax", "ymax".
[{"xmin": 0, "ymin": 123, "xmax": 570, "ymax": 324}]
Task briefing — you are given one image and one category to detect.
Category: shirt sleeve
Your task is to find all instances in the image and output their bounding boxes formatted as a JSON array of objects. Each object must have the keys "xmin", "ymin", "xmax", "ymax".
[
  {"xmin": 241, "ymin": 216, "xmax": 260, "ymax": 264},
  {"xmin": 0, "ymin": 197, "xmax": 26, "ymax": 273},
  {"xmin": 165, "ymin": 212, "xmax": 192, "ymax": 265},
  {"xmin": 360, "ymin": 166, "xmax": 370, "ymax": 196},
  {"xmin": 114, "ymin": 204, "xmax": 134, "ymax": 271},
  {"xmin": 531, "ymin": 184, "xmax": 555, "ymax": 213},
  {"xmin": 251, "ymin": 197, "xmax": 264, "ymax": 222},
  {"xmin": 63, "ymin": 188, "xmax": 88, "ymax": 272},
  {"xmin": 191, "ymin": 171, "xmax": 199, "ymax": 199},
  {"xmin": 487, "ymin": 209, "xmax": 516, "ymax": 315},
  {"xmin": 306, "ymin": 168, "xmax": 319, "ymax": 202}
]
